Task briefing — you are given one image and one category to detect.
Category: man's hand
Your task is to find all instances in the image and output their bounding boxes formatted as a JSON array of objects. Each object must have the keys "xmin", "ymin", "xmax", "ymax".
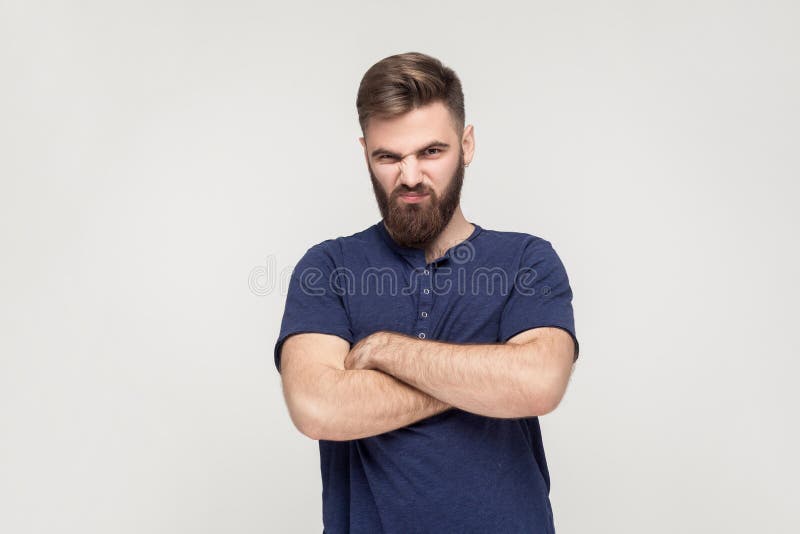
[{"xmin": 344, "ymin": 330, "xmax": 397, "ymax": 371}]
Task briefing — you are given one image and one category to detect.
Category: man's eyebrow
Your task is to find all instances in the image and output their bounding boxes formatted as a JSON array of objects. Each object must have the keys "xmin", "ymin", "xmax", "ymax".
[{"xmin": 370, "ymin": 141, "xmax": 450, "ymax": 159}]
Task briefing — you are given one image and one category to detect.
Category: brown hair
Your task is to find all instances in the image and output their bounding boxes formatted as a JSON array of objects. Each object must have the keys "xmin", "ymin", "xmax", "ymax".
[{"xmin": 356, "ymin": 52, "xmax": 465, "ymax": 138}]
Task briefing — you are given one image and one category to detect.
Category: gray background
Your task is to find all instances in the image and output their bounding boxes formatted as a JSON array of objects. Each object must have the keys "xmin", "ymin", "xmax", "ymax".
[{"xmin": 1, "ymin": 1, "xmax": 798, "ymax": 532}]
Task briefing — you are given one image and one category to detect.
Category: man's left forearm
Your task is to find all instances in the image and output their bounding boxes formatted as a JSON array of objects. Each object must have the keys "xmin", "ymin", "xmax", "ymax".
[{"xmin": 365, "ymin": 333, "xmax": 557, "ymax": 419}]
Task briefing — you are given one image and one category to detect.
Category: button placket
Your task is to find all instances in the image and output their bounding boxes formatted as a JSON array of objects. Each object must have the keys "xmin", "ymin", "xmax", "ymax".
[{"xmin": 414, "ymin": 263, "xmax": 434, "ymax": 339}]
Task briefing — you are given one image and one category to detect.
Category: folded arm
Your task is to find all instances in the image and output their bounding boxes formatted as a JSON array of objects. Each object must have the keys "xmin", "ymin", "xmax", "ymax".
[
  {"xmin": 345, "ymin": 327, "xmax": 576, "ymax": 419},
  {"xmin": 279, "ymin": 332, "xmax": 452, "ymax": 442}
]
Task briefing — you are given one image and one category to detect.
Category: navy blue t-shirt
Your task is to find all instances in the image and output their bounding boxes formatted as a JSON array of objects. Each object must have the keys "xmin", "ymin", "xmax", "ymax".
[{"xmin": 274, "ymin": 219, "xmax": 579, "ymax": 534}]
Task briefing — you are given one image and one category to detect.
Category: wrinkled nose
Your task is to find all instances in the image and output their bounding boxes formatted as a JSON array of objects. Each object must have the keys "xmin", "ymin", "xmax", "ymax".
[{"xmin": 397, "ymin": 156, "xmax": 424, "ymax": 189}]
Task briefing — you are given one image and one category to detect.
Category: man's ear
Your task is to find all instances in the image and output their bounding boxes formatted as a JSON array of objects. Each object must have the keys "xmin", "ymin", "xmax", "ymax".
[
  {"xmin": 358, "ymin": 136, "xmax": 370, "ymax": 167},
  {"xmin": 461, "ymin": 124, "xmax": 475, "ymax": 166}
]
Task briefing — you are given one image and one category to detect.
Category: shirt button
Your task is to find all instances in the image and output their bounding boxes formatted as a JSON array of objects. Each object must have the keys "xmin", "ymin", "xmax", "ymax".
[
  {"xmin": 423, "ymin": 269, "xmax": 429, "ymax": 275},
  {"xmin": 421, "ymin": 311, "xmax": 428, "ymax": 318},
  {"xmin": 423, "ymin": 288, "xmax": 430, "ymax": 294},
  {"xmin": 418, "ymin": 332, "xmax": 426, "ymax": 339}
]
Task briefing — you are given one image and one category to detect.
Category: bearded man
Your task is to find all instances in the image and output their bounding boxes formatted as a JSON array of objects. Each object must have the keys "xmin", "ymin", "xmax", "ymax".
[{"xmin": 274, "ymin": 51, "xmax": 580, "ymax": 534}]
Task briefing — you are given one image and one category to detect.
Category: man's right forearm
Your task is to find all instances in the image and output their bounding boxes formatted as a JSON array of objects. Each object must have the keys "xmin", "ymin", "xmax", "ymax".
[{"xmin": 311, "ymin": 366, "xmax": 452, "ymax": 441}]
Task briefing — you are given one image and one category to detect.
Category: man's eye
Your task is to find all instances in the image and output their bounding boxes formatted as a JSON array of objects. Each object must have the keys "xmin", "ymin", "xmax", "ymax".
[
  {"xmin": 424, "ymin": 148, "xmax": 442, "ymax": 156},
  {"xmin": 378, "ymin": 155, "xmax": 396, "ymax": 161}
]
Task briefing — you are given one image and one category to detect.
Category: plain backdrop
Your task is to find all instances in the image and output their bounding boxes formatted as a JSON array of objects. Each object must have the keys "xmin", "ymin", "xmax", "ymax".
[{"xmin": 1, "ymin": 1, "xmax": 798, "ymax": 533}]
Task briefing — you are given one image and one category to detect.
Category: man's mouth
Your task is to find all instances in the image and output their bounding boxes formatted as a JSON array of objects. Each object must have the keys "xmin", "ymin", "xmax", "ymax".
[{"xmin": 398, "ymin": 192, "xmax": 429, "ymax": 203}]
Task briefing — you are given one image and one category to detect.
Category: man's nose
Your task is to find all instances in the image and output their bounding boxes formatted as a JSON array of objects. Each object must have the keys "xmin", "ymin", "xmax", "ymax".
[{"xmin": 397, "ymin": 156, "xmax": 424, "ymax": 188}]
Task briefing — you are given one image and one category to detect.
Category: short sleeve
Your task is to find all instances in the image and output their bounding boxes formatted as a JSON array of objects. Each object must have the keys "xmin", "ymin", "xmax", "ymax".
[
  {"xmin": 498, "ymin": 238, "xmax": 580, "ymax": 361},
  {"xmin": 273, "ymin": 241, "xmax": 354, "ymax": 374}
]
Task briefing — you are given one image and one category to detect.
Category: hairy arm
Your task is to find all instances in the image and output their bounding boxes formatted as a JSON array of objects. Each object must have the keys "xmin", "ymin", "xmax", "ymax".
[
  {"xmin": 345, "ymin": 327, "xmax": 575, "ymax": 419},
  {"xmin": 280, "ymin": 333, "xmax": 452, "ymax": 442}
]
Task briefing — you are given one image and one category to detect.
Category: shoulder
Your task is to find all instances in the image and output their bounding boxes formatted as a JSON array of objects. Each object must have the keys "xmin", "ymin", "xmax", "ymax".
[
  {"xmin": 476, "ymin": 226, "xmax": 557, "ymax": 264},
  {"xmin": 477, "ymin": 225, "xmax": 552, "ymax": 247},
  {"xmin": 296, "ymin": 222, "xmax": 381, "ymax": 271}
]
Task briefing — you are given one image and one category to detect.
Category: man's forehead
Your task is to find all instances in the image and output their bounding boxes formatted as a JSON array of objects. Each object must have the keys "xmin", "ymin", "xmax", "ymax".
[{"xmin": 364, "ymin": 102, "xmax": 459, "ymax": 148}]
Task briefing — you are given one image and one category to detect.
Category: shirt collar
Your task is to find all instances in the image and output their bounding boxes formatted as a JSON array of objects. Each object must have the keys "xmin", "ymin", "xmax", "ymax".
[{"xmin": 376, "ymin": 219, "xmax": 483, "ymax": 264}]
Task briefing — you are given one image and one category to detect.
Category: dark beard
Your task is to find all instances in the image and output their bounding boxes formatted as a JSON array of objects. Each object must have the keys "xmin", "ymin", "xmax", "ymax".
[{"xmin": 369, "ymin": 150, "xmax": 465, "ymax": 249}]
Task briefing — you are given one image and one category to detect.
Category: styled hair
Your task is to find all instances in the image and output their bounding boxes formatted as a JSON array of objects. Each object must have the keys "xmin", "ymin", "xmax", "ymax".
[{"xmin": 356, "ymin": 52, "xmax": 465, "ymax": 138}]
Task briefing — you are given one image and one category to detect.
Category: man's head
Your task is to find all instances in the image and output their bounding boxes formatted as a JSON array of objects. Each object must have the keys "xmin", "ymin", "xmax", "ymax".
[{"xmin": 357, "ymin": 52, "xmax": 474, "ymax": 248}]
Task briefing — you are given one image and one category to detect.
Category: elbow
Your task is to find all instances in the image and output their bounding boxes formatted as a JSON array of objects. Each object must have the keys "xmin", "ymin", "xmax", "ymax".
[
  {"xmin": 283, "ymin": 373, "xmax": 358, "ymax": 441},
  {"xmin": 297, "ymin": 415, "xmax": 325, "ymax": 441},
  {"xmin": 298, "ymin": 412, "xmax": 349, "ymax": 442},
  {"xmin": 533, "ymin": 387, "xmax": 565, "ymax": 416},
  {"xmin": 524, "ymin": 371, "xmax": 569, "ymax": 417},
  {"xmin": 286, "ymin": 392, "xmax": 329, "ymax": 440},
  {"xmin": 521, "ymin": 390, "xmax": 561, "ymax": 418}
]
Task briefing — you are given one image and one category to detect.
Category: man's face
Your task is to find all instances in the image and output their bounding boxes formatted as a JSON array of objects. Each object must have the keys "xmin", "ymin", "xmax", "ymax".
[{"xmin": 359, "ymin": 101, "xmax": 471, "ymax": 248}]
